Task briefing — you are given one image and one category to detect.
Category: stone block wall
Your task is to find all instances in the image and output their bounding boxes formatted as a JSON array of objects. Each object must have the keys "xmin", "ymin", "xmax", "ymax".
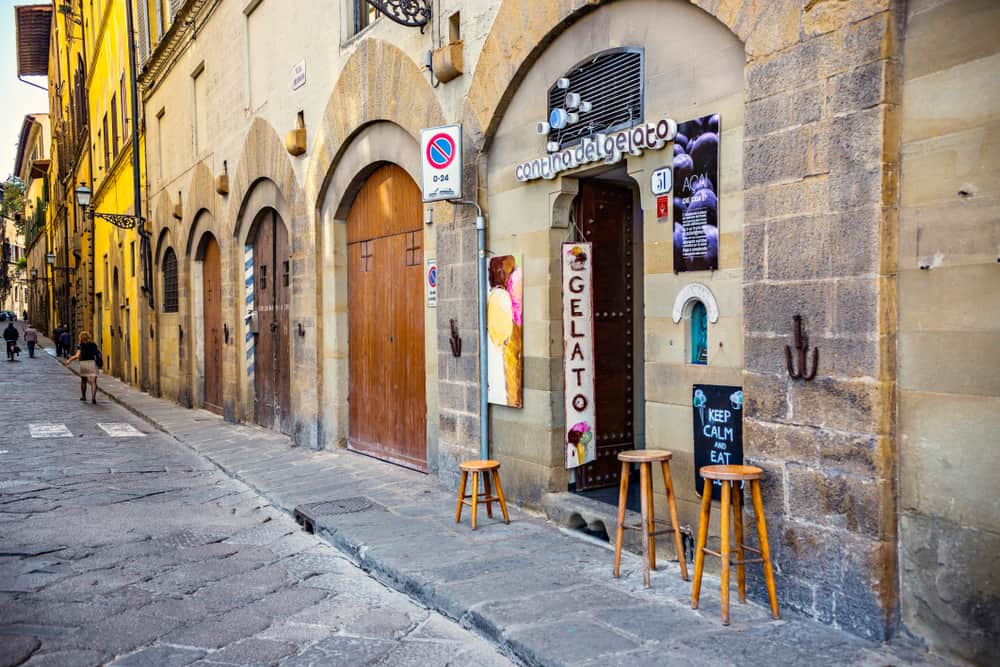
[{"xmin": 896, "ymin": 1, "xmax": 1000, "ymax": 663}]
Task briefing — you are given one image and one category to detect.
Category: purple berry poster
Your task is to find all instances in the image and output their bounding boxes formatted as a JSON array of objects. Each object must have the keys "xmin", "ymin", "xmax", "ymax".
[{"xmin": 672, "ymin": 114, "xmax": 720, "ymax": 272}]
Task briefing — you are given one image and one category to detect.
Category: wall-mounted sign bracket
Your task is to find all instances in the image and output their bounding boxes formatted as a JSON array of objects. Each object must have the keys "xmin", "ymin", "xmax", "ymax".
[{"xmin": 366, "ymin": 0, "xmax": 431, "ymax": 30}]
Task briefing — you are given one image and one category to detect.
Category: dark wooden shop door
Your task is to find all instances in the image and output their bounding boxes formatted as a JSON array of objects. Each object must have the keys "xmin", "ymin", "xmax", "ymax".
[
  {"xmin": 575, "ymin": 180, "xmax": 634, "ymax": 491},
  {"xmin": 252, "ymin": 210, "xmax": 292, "ymax": 433},
  {"xmin": 202, "ymin": 235, "xmax": 224, "ymax": 414},
  {"xmin": 112, "ymin": 268, "xmax": 124, "ymax": 379},
  {"xmin": 347, "ymin": 164, "xmax": 427, "ymax": 471}
]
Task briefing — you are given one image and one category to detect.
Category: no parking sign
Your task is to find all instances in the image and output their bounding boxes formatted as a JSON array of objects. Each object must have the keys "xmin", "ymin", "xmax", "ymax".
[
  {"xmin": 420, "ymin": 125, "xmax": 462, "ymax": 202},
  {"xmin": 426, "ymin": 259, "xmax": 438, "ymax": 307}
]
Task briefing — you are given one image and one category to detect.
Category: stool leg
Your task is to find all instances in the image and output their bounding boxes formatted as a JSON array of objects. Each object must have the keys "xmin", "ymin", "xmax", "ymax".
[
  {"xmin": 719, "ymin": 480, "xmax": 732, "ymax": 626},
  {"xmin": 470, "ymin": 470, "xmax": 479, "ymax": 531},
  {"xmin": 455, "ymin": 471, "xmax": 468, "ymax": 524},
  {"xmin": 492, "ymin": 469, "xmax": 510, "ymax": 524},
  {"xmin": 646, "ymin": 462, "xmax": 656, "ymax": 571},
  {"xmin": 691, "ymin": 478, "xmax": 712, "ymax": 609},
  {"xmin": 639, "ymin": 462, "xmax": 652, "ymax": 588},
  {"xmin": 613, "ymin": 461, "xmax": 630, "ymax": 579},
  {"xmin": 751, "ymin": 480, "xmax": 780, "ymax": 619},
  {"xmin": 733, "ymin": 483, "xmax": 746, "ymax": 603},
  {"xmin": 483, "ymin": 471, "xmax": 494, "ymax": 519},
  {"xmin": 661, "ymin": 460, "xmax": 688, "ymax": 581}
]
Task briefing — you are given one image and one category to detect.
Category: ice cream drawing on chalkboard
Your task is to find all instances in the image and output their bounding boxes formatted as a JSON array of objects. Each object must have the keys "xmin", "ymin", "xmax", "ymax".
[
  {"xmin": 730, "ymin": 390, "xmax": 743, "ymax": 411},
  {"xmin": 693, "ymin": 388, "xmax": 707, "ymax": 427}
]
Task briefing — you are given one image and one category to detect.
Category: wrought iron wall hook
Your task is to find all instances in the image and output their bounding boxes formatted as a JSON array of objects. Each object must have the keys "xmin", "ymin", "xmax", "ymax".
[
  {"xmin": 785, "ymin": 314, "xmax": 818, "ymax": 381},
  {"xmin": 449, "ymin": 318, "xmax": 462, "ymax": 358},
  {"xmin": 366, "ymin": 0, "xmax": 431, "ymax": 30}
]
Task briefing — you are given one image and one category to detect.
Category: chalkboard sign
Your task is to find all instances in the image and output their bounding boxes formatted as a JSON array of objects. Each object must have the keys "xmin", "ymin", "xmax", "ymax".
[{"xmin": 693, "ymin": 384, "xmax": 743, "ymax": 500}]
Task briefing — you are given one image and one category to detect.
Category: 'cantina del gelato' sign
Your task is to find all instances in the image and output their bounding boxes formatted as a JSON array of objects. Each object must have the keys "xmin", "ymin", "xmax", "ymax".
[
  {"xmin": 562, "ymin": 242, "xmax": 596, "ymax": 469},
  {"xmin": 515, "ymin": 118, "xmax": 677, "ymax": 182}
]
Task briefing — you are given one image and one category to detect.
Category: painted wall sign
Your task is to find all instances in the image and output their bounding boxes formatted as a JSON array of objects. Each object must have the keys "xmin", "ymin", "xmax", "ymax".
[
  {"xmin": 651, "ymin": 165, "xmax": 673, "ymax": 195},
  {"xmin": 516, "ymin": 118, "xmax": 677, "ymax": 182},
  {"xmin": 693, "ymin": 384, "xmax": 743, "ymax": 500},
  {"xmin": 487, "ymin": 255, "xmax": 523, "ymax": 408},
  {"xmin": 425, "ymin": 258, "xmax": 437, "ymax": 308},
  {"xmin": 291, "ymin": 60, "xmax": 306, "ymax": 90},
  {"xmin": 562, "ymin": 242, "xmax": 596, "ymax": 469},
  {"xmin": 420, "ymin": 124, "xmax": 463, "ymax": 202},
  {"xmin": 673, "ymin": 114, "xmax": 720, "ymax": 272}
]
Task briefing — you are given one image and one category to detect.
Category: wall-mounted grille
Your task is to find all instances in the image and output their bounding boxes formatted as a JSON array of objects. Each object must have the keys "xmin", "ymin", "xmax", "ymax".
[{"xmin": 547, "ymin": 48, "xmax": 644, "ymax": 150}]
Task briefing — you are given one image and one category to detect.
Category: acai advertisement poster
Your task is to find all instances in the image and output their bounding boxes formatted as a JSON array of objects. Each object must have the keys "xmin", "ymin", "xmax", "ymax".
[{"xmin": 673, "ymin": 114, "xmax": 720, "ymax": 273}]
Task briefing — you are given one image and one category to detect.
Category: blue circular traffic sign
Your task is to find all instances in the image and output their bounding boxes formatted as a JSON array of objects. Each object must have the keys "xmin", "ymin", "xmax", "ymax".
[{"xmin": 426, "ymin": 133, "xmax": 456, "ymax": 169}]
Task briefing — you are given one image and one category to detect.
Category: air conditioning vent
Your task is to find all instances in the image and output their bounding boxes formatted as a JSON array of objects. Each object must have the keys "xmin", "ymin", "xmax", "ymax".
[{"xmin": 547, "ymin": 48, "xmax": 644, "ymax": 150}]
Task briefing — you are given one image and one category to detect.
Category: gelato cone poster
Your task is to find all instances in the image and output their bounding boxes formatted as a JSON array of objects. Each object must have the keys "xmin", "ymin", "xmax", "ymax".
[
  {"xmin": 692, "ymin": 384, "xmax": 744, "ymax": 500},
  {"xmin": 673, "ymin": 114, "xmax": 720, "ymax": 273},
  {"xmin": 487, "ymin": 255, "xmax": 524, "ymax": 408},
  {"xmin": 562, "ymin": 242, "xmax": 596, "ymax": 469}
]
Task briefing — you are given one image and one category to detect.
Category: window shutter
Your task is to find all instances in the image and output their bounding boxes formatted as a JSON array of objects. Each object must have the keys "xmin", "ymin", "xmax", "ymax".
[
  {"xmin": 169, "ymin": 0, "xmax": 184, "ymax": 21},
  {"xmin": 136, "ymin": 0, "xmax": 150, "ymax": 64}
]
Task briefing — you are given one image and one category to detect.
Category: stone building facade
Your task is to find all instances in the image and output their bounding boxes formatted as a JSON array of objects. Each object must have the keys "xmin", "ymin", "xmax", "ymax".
[{"xmin": 137, "ymin": 1, "xmax": 998, "ymax": 662}]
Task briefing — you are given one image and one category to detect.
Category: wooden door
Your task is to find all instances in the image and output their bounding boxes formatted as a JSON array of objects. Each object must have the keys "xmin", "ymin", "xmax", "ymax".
[
  {"xmin": 252, "ymin": 210, "xmax": 292, "ymax": 433},
  {"xmin": 202, "ymin": 235, "xmax": 223, "ymax": 414},
  {"xmin": 347, "ymin": 164, "xmax": 427, "ymax": 471},
  {"xmin": 112, "ymin": 268, "xmax": 123, "ymax": 378},
  {"xmin": 575, "ymin": 181, "xmax": 635, "ymax": 490}
]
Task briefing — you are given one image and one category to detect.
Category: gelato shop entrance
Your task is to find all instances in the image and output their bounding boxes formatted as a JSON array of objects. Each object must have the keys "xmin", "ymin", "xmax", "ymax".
[{"xmin": 569, "ymin": 176, "xmax": 644, "ymax": 497}]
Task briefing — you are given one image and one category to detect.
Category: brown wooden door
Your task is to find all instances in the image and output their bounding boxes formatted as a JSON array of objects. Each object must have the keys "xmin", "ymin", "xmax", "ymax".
[
  {"xmin": 252, "ymin": 209, "xmax": 292, "ymax": 433},
  {"xmin": 575, "ymin": 180, "xmax": 634, "ymax": 490},
  {"xmin": 112, "ymin": 268, "xmax": 123, "ymax": 379},
  {"xmin": 347, "ymin": 164, "xmax": 427, "ymax": 471},
  {"xmin": 202, "ymin": 235, "xmax": 223, "ymax": 414}
]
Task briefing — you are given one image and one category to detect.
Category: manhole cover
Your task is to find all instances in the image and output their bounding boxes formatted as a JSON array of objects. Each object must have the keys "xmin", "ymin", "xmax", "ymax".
[{"xmin": 302, "ymin": 497, "xmax": 376, "ymax": 516}]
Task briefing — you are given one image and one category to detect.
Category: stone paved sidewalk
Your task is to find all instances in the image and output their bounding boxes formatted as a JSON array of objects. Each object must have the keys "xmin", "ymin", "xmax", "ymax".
[{"xmin": 62, "ymin": 333, "xmax": 952, "ymax": 667}]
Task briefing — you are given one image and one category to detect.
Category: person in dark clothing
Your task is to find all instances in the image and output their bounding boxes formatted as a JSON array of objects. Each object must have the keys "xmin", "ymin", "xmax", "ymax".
[
  {"xmin": 59, "ymin": 330, "xmax": 72, "ymax": 358},
  {"xmin": 3, "ymin": 323, "xmax": 18, "ymax": 361},
  {"xmin": 65, "ymin": 331, "xmax": 100, "ymax": 403},
  {"xmin": 53, "ymin": 325, "xmax": 64, "ymax": 356}
]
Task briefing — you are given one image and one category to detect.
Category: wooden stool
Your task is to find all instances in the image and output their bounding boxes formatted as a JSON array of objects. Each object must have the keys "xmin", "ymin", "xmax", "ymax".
[
  {"xmin": 455, "ymin": 460, "xmax": 510, "ymax": 530},
  {"xmin": 691, "ymin": 464, "xmax": 779, "ymax": 625},
  {"xmin": 613, "ymin": 450, "xmax": 688, "ymax": 588}
]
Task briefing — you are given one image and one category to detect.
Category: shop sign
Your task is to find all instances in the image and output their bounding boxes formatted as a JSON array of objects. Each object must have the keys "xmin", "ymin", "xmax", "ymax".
[
  {"xmin": 692, "ymin": 384, "xmax": 743, "ymax": 500},
  {"xmin": 425, "ymin": 258, "xmax": 437, "ymax": 307},
  {"xmin": 562, "ymin": 242, "xmax": 596, "ymax": 469},
  {"xmin": 516, "ymin": 118, "xmax": 677, "ymax": 183},
  {"xmin": 420, "ymin": 125, "xmax": 463, "ymax": 202}
]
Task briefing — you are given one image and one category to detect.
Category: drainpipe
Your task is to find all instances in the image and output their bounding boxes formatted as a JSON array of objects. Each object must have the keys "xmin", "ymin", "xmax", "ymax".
[
  {"xmin": 124, "ymin": 0, "xmax": 152, "ymax": 309},
  {"xmin": 448, "ymin": 200, "xmax": 489, "ymax": 462}
]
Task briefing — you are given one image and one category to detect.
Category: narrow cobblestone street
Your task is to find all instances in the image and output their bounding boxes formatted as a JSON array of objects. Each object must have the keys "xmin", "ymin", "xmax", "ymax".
[{"xmin": 0, "ymin": 325, "xmax": 513, "ymax": 666}]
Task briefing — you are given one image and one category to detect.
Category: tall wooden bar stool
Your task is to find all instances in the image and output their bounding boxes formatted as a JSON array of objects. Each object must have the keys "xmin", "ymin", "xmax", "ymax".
[
  {"xmin": 691, "ymin": 464, "xmax": 779, "ymax": 625},
  {"xmin": 613, "ymin": 450, "xmax": 688, "ymax": 588},
  {"xmin": 455, "ymin": 460, "xmax": 510, "ymax": 530}
]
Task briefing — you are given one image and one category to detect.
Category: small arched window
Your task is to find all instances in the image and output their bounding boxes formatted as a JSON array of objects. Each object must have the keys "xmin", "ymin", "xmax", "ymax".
[
  {"xmin": 162, "ymin": 248, "xmax": 178, "ymax": 313},
  {"xmin": 690, "ymin": 300, "xmax": 708, "ymax": 365}
]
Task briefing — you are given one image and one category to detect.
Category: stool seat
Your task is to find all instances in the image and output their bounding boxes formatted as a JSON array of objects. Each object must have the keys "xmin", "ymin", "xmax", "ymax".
[
  {"xmin": 460, "ymin": 460, "xmax": 500, "ymax": 472},
  {"xmin": 455, "ymin": 460, "xmax": 509, "ymax": 530},
  {"xmin": 617, "ymin": 449, "xmax": 673, "ymax": 463},
  {"xmin": 700, "ymin": 464, "xmax": 763, "ymax": 481}
]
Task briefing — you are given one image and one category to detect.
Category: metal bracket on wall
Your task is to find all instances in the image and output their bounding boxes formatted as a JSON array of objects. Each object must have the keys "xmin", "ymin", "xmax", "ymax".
[
  {"xmin": 785, "ymin": 314, "xmax": 818, "ymax": 381},
  {"xmin": 449, "ymin": 318, "xmax": 462, "ymax": 357},
  {"xmin": 365, "ymin": 0, "xmax": 431, "ymax": 30}
]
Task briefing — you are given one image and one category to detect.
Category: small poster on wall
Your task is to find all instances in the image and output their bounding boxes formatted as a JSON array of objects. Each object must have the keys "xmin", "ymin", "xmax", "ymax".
[
  {"xmin": 562, "ymin": 243, "xmax": 596, "ymax": 469},
  {"xmin": 693, "ymin": 384, "xmax": 743, "ymax": 500},
  {"xmin": 487, "ymin": 255, "xmax": 524, "ymax": 407},
  {"xmin": 673, "ymin": 114, "xmax": 720, "ymax": 272}
]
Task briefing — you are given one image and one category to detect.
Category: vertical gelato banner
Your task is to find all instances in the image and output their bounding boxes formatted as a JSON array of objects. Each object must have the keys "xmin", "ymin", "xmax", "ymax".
[
  {"xmin": 673, "ymin": 114, "xmax": 720, "ymax": 272},
  {"xmin": 562, "ymin": 243, "xmax": 596, "ymax": 469},
  {"xmin": 487, "ymin": 255, "xmax": 523, "ymax": 407}
]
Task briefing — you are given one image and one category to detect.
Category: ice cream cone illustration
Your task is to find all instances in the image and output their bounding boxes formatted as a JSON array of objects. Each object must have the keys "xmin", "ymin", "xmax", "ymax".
[
  {"xmin": 567, "ymin": 421, "xmax": 594, "ymax": 467},
  {"xmin": 693, "ymin": 389, "xmax": 707, "ymax": 427},
  {"xmin": 567, "ymin": 245, "xmax": 588, "ymax": 271},
  {"xmin": 504, "ymin": 323, "xmax": 522, "ymax": 406}
]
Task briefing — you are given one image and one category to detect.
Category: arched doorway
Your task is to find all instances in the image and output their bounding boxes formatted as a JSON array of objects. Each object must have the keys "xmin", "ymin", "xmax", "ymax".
[
  {"xmin": 198, "ymin": 233, "xmax": 223, "ymax": 414},
  {"xmin": 346, "ymin": 164, "xmax": 427, "ymax": 470},
  {"xmin": 249, "ymin": 208, "xmax": 291, "ymax": 433}
]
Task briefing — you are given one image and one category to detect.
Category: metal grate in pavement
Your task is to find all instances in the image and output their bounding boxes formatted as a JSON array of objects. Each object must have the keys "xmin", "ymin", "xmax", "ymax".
[{"xmin": 293, "ymin": 497, "xmax": 381, "ymax": 534}]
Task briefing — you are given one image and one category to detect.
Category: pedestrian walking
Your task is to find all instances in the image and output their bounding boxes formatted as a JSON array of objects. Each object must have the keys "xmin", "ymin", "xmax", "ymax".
[
  {"xmin": 53, "ymin": 324, "xmax": 64, "ymax": 356},
  {"xmin": 59, "ymin": 329, "xmax": 72, "ymax": 359},
  {"xmin": 3, "ymin": 322, "xmax": 18, "ymax": 361},
  {"xmin": 64, "ymin": 331, "xmax": 101, "ymax": 404},
  {"xmin": 24, "ymin": 324, "xmax": 38, "ymax": 358}
]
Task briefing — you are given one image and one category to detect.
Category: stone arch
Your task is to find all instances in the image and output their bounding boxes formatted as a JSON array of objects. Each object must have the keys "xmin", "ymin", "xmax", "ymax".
[
  {"xmin": 184, "ymin": 208, "xmax": 215, "ymax": 258},
  {"xmin": 461, "ymin": 0, "xmax": 800, "ymax": 150},
  {"xmin": 304, "ymin": 39, "xmax": 445, "ymax": 210},
  {"xmin": 185, "ymin": 162, "xmax": 217, "ymax": 227}
]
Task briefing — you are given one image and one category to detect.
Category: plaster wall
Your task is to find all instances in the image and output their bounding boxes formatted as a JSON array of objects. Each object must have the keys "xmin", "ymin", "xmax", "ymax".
[{"xmin": 897, "ymin": 1, "xmax": 1000, "ymax": 662}]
